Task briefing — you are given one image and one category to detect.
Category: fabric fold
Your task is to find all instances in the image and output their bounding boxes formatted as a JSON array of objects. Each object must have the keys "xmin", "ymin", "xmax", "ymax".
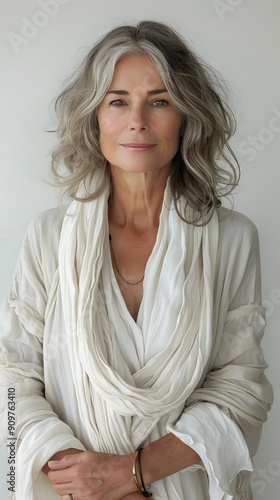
[{"xmin": 167, "ymin": 402, "xmax": 253, "ymax": 499}]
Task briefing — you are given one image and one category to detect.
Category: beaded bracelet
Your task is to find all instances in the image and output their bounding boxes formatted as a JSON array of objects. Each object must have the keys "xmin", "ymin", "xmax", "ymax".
[{"xmin": 137, "ymin": 448, "xmax": 153, "ymax": 497}]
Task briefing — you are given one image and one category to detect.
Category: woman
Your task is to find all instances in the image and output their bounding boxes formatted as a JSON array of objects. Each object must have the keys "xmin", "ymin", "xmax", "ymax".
[{"xmin": 0, "ymin": 21, "xmax": 273, "ymax": 500}]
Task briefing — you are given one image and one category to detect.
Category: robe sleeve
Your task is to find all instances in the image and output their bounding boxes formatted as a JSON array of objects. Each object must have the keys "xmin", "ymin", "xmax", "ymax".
[
  {"xmin": 0, "ymin": 214, "xmax": 86, "ymax": 500},
  {"xmin": 167, "ymin": 213, "xmax": 273, "ymax": 499}
]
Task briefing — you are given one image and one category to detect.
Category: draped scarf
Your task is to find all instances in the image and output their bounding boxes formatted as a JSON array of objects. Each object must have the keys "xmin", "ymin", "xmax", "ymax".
[{"xmin": 58, "ymin": 176, "xmax": 219, "ymax": 454}]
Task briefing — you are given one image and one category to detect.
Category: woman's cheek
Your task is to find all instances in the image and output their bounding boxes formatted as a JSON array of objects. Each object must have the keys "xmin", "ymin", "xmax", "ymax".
[{"xmin": 99, "ymin": 110, "xmax": 124, "ymax": 135}]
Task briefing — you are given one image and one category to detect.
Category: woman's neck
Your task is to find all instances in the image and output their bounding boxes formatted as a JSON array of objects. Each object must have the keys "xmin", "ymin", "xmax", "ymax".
[{"xmin": 108, "ymin": 166, "xmax": 170, "ymax": 234}]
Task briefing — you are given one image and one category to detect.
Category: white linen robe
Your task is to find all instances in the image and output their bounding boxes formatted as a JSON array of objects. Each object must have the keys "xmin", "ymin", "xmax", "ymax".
[{"xmin": 0, "ymin": 206, "xmax": 273, "ymax": 499}]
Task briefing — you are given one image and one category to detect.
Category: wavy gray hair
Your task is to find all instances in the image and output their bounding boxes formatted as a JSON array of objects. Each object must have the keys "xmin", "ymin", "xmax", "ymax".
[{"xmin": 51, "ymin": 20, "xmax": 240, "ymax": 224}]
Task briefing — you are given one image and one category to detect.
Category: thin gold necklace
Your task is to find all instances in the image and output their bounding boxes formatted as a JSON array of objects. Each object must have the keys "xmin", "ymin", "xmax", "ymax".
[{"xmin": 109, "ymin": 234, "xmax": 144, "ymax": 286}]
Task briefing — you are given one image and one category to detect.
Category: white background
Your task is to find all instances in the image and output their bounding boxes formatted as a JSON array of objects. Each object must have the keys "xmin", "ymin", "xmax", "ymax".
[{"xmin": 0, "ymin": 0, "xmax": 279, "ymax": 498}]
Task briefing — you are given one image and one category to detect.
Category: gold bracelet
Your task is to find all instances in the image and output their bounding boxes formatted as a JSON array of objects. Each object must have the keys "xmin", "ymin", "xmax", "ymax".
[{"xmin": 132, "ymin": 450, "xmax": 142, "ymax": 493}]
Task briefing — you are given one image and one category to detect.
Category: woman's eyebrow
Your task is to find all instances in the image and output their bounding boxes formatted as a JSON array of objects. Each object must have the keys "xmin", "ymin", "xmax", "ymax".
[{"xmin": 106, "ymin": 88, "xmax": 168, "ymax": 96}]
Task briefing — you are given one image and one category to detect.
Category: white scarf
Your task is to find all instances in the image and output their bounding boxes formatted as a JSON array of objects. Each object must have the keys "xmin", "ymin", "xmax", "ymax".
[{"xmin": 59, "ymin": 177, "xmax": 219, "ymax": 454}]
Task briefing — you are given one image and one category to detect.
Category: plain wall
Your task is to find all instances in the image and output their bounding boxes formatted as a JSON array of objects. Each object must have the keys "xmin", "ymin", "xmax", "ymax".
[{"xmin": 0, "ymin": 0, "xmax": 279, "ymax": 498}]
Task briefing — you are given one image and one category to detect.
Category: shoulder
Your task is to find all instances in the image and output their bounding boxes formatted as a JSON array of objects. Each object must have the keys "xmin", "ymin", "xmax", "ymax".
[
  {"xmin": 214, "ymin": 208, "xmax": 262, "ymax": 307},
  {"xmin": 215, "ymin": 207, "xmax": 261, "ymax": 273},
  {"xmin": 28, "ymin": 206, "xmax": 65, "ymax": 231},
  {"xmin": 25, "ymin": 207, "xmax": 66, "ymax": 244},
  {"xmin": 217, "ymin": 206, "xmax": 259, "ymax": 249},
  {"xmin": 20, "ymin": 207, "xmax": 67, "ymax": 267}
]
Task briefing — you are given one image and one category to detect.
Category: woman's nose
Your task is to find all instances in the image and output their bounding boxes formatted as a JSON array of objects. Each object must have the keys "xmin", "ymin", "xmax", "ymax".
[{"xmin": 128, "ymin": 106, "xmax": 149, "ymax": 131}]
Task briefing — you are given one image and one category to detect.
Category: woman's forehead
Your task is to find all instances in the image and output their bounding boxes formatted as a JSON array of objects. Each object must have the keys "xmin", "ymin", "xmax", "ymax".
[{"xmin": 109, "ymin": 54, "xmax": 164, "ymax": 92}]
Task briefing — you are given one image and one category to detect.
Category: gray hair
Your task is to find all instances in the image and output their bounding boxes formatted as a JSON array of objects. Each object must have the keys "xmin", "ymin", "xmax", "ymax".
[{"xmin": 51, "ymin": 20, "xmax": 240, "ymax": 224}]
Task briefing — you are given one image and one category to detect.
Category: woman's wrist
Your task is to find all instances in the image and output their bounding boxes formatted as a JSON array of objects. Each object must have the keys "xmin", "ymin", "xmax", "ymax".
[
  {"xmin": 134, "ymin": 448, "xmax": 153, "ymax": 497},
  {"xmin": 110, "ymin": 451, "xmax": 139, "ymax": 497},
  {"xmin": 139, "ymin": 433, "xmax": 200, "ymax": 486}
]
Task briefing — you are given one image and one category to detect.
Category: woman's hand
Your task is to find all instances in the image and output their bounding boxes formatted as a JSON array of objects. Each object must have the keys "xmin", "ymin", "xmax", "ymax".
[
  {"xmin": 42, "ymin": 448, "xmax": 83, "ymax": 475},
  {"xmin": 47, "ymin": 450, "xmax": 137, "ymax": 500}
]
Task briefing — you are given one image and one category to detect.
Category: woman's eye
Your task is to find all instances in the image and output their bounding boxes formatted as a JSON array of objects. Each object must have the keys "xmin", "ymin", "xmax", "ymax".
[
  {"xmin": 152, "ymin": 99, "xmax": 169, "ymax": 107},
  {"xmin": 109, "ymin": 100, "xmax": 126, "ymax": 107}
]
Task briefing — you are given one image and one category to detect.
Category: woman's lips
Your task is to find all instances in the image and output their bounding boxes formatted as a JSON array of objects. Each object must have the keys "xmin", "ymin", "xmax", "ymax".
[{"xmin": 121, "ymin": 144, "xmax": 156, "ymax": 152}]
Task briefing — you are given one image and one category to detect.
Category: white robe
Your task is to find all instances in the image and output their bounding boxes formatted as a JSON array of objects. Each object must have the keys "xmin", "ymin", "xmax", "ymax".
[{"xmin": 0, "ymin": 203, "xmax": 273, "ymax": 500}]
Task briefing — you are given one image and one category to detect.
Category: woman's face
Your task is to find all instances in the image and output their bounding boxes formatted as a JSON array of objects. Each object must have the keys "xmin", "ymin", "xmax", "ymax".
[{"xmin": 97, "ymin": 54, "xmax": 182, "ymax": 177}]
